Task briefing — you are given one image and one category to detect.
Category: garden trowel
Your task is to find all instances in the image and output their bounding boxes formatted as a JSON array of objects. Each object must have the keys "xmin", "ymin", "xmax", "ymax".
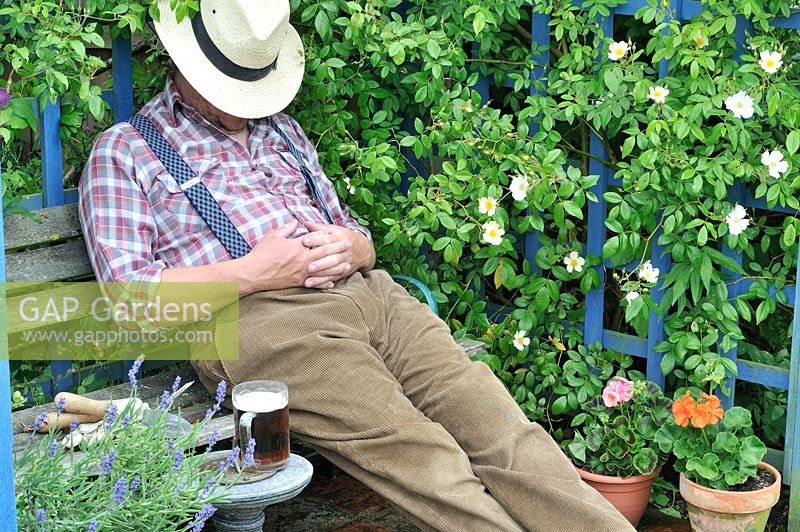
[{"xmin": 52, "ymin": 383, "xmax": 194, "ymax": 447}]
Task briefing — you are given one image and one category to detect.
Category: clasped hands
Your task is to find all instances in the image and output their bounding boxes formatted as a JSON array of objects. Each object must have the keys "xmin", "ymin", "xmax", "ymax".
[{"xmin": 238, "ymin": 219, "xmax": 373, "ymax": 293}]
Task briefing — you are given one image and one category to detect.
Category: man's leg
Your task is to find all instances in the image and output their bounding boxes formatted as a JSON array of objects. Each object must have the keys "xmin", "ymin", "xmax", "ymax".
[
  {"xmin": 364, "ymin": 270, "xmax": 634, "ymax": 532},
  {"xmin": 199, "ymin": 280, "xmax": 524, "ymax": 532}
]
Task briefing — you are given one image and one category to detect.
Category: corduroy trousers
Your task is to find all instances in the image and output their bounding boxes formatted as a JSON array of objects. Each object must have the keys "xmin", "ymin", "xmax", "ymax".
[{"xmin": 193, "ymin": 269, "xmax": 633, "ymax": 532}]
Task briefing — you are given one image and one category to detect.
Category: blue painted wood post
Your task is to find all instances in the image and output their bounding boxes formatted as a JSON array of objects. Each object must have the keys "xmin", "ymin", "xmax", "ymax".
[
  {"xmin": 584, "ymin": 12, "xmax": 614, "ymax": 346},
  {"xmin": 111, "ymin": 36, "xmax": 137, "ymax": 385},
  {"xmin": 787, "ymin": 239, "xmax": 800, "ymax": 529},
  {"xmin": 720, "ymin": 180, "xmax": 745, "ymax": 410},
  {"xmin": 0, "ymin": 164, "xmax": 19, "ymax": 529},
  {"xmin": 717, "ymin": 15, "xmax": 752, "ymax": 410},
  {"xmin": 40, "ymin": 96, "xmax": 64, "ymax": 207},
  {"xmin": 524, "ymin": 13, "xmax": 551, "ymax": 274},
  {"xmin": 645, "ymin": 3, "xmax": 676, "ymax": 387},
  {"xmin": 646, "ymin": 231, "xmax": 670, "ymax": 387},
  {"xmin": 112, "ymin": 37, "xmax": 135, "ymax": 123}
]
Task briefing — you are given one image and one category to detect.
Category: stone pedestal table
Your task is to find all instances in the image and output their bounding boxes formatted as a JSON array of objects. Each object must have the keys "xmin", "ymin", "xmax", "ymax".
[{"xmin": 212, "ymin": 453, "xmax": 314, "ymax": 532}]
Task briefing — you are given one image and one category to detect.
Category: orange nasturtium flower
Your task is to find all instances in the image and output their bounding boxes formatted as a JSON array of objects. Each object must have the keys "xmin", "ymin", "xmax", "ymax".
[
  {"xmin": 672, "ymin": 391, "xmax": 697, "ymax": 427},
  {"xmin": 691, "ymin": 393, "xmax": 724, "ymax": 428}
]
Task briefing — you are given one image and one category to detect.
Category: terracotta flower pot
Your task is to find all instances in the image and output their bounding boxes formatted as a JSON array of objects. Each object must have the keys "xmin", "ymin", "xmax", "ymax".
[
  {"xmin": 576, "ymin": 466, "xmax": 660, "ymax": 527},
  {"xmin": 679, "ymin": 461, "xmax": 781, "ymax": 532}
]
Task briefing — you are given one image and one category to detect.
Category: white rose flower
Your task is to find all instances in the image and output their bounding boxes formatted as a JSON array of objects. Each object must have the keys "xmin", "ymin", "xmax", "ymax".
[
  {"xmin": 761, "ymin": 150, "xmax": 789, "ymax": 179},
  {"xmin": 513, "ymin": 330, "xmax": 531, "ymax": 351},
  {"xmin": 625, "ymin": 291, "xmax": 640, "ymax": 303},
  {"xmin": 647, "ymin": 86, "xmax": 669, "ymax": 104},
  {"xmin": 638, "ymin": 261, "xmax": 660, "ymax": 284},
  {"xmin": 726, "ymin": 204, "xmax": 750, "ymax": 236},
  {"xmin": 479, "ymin": 196, "xmax": 498, "ymax": 216},
  {"xmin": 724, "ymin": 91, "xmax": 755, "ymax": 119},
  {"xmin": 608, "ymin": 41, "xmax": 630, "ymax": 61},
  {"xmin": 691, "ymin": 30, "xmax": 708, "ymax": 48},
  {"xmin": 510, "ymin": 175, "xmax": 530, "ymax": 202},
  {"xmin": 759, "ymin": 50, "xmax": 783, "ymax": 74},
  {"xmin": 563, "ymin": 251, "xmax": 585, "ymax": 274},
  {"xmin": 482, "ymin": 221, "xmax": 505, "ymax": 246}
]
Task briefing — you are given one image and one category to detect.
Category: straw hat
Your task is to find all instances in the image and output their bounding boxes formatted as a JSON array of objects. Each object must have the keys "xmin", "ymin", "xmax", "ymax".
[{"xmin": 153, "ymin": 0, "xmax": 305, "ymax": 119}]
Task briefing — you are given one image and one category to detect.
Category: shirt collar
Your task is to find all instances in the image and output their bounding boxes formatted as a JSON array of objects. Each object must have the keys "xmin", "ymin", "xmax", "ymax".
[
  {"xmin": 163, "ymin": 74, "xmax": 267, "ymax": 140},
  {"xmin": 164, "ymin": 74, "xmax": 184, "ymax": 120}
]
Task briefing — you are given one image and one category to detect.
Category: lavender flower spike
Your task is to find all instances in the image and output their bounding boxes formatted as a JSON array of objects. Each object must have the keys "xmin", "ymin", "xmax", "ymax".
[
  {"xmin": 159, "ymin": 390, "xmax": 171, "ymax": 412},
  {"xmin": 215, "ymin": 380, "xmax": 227, "ymax": 404},
  {"xmin": 36, "ymin": 508, "xmax": 45, "ymax": 523},
  {"xmin": 48, "ymin": 440, "xmax": 58, "ymax": 458},
  {"xmin": 173, "ymin": 448, "xmax": 184, "ymax": 472},
  {"xmin": 172, "ymin": 374, "xmax": 182, "ymax": 394},
  {"xmin": 69, "ymin": 416, "xmax": 79, "ymax": 433},
  {"xmin": 201, "ymin": 477, "xmax": 215, "ymax": 497},
  {"xmin": 130, "ymin": 475, "xmax": 141, "ymax": 492},
  {"xmin": 56, "ymin": 396, "xmax": 66, "ymax": 415},
  {"xmin": 111, "ymin": 477, "xmax": 127, "ymax": 504},
  {"xmin": 190, "ymin": 504, "xmax": 217, "ymax": 532},
  {"xmin": 122, "ymin": 413, "xmax": 130, "ymax": 429},
  {"xmin": 100, "ymin": 449, "xmax": 116, "ymax": 474},
  {"xmin": 88, "ymin": 518, "xmax": 98, "ymax": 532},
  {"xmin": 243, "ymin": 438, "xmax": 256, "ymax": 467},
  {"xmin": 128, "ymin": 356, "xmax": 144, "ymax": 388},
  {"xmin": 206, "ymin": 429, "xmax": 219, "ymax": 451},
  {"xmin": 32, "ymin": 412, "xmax": 48, "ymax": 432},
  {"xmin": 218, "ymin": 446, "xmax": 240, "ymax": 472},
  {"xmin": 105, "ymin": 403, "xmax": 119, "ymax": 430}
]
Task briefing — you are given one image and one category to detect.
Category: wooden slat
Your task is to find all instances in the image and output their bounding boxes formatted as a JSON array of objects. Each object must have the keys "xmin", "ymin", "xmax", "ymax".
[
  {"xmin": 5, "ymin": 239, "xmax": 92, "ymax": 283},
  {"xmin": 3, "ymin": 203, "xmax": 82, "ymax": 252}
]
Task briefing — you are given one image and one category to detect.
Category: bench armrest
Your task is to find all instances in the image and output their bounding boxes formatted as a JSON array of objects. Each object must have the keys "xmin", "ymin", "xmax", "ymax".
[{"xmin": 390, "ymin": 275, "xmax": 439, "ymax": 317}]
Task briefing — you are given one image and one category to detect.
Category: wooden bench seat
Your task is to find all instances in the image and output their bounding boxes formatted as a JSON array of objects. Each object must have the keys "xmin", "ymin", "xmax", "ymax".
[
  {"xmin": 12, "ymin": 338, "xmax": 487, "ymax": 455},
  {"xmin": 4, "ymin": 203, "xmax": 93, "ymax": 283},
  {"xmin": 5, "ymin": 203, "xmax": 487, "ymax": 458}
]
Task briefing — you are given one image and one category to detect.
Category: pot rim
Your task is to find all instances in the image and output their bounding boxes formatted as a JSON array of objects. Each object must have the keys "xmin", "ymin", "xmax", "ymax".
[
  {"xmin": 680, "ymin": 461, "xmax": 781, "ymax": 514},
  {"xmin": 680, "ymin": 461, "xmax": 780, "ymax": 497},
  {"xmin": 576, "ymin": 465, "xmax": 662, "ymax": 484}
]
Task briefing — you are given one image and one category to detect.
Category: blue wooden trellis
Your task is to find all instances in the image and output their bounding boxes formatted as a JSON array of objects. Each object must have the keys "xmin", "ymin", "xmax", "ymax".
[
  {"xmin": 1, "ymin": 1, "xmax": 800, "ymax": 527},
  {"xmin": 474, "ymin": 0, "xmax": 800, "ymax": 526}
]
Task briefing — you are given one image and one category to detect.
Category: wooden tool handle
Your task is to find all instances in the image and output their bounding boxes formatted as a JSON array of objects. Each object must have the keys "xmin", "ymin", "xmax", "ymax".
[
  {"xmin": 37, "ymin": 412, "xmax": 101, "ymax": 433},
  {"xmin": 54, "ymin": 392, "xmax": 110, "ymax": 418}
]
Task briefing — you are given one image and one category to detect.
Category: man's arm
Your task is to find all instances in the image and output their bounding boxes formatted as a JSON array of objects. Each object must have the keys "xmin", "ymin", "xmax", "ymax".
[{"xmin": 162, "ymin": 220, "xmax": 355, "ymax": 295}]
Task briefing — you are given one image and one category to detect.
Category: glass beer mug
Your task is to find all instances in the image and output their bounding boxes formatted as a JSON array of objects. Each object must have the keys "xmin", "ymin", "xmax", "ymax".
[{"xmin": 232, "ymin": 380, "xmax": 290, "ymax": 475}]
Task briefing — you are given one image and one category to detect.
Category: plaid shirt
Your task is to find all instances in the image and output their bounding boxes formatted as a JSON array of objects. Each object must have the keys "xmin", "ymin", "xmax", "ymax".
[{"xmin": 78, "ymin": 76, "xmax": 369, "ymax": 284}]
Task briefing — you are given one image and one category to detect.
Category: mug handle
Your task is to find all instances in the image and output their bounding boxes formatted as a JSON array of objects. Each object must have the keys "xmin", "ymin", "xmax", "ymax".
[{"xmin": 239, "ymin": 412, "xmax": 256, "ymax": 466}]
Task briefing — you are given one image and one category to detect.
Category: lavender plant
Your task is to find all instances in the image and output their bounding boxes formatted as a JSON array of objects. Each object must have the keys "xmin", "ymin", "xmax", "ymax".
[{"xmin": 14, "ymin": 365, "xmax": 246, "ymax": 531}]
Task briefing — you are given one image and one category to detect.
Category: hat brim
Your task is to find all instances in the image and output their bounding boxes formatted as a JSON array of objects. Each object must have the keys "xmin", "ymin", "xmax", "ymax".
[{"xmin": 154, "ymin": 7, "xmax": 305, "ymax": 119}]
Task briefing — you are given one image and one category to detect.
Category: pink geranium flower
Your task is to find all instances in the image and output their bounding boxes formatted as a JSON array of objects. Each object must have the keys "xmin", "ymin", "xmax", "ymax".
[
  {"xmin": 602, "ymin": 387, "xmax": 621, "ymax": 407},
  {"xmin": 610, "ymin": 377, "xmax": 634, "ymax": 403}
]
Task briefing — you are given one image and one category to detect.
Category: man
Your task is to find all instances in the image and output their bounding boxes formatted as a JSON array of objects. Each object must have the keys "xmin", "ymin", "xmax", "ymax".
[{"xmin": 78, "ymin": 1, "xmax": 633, "ymax": 530}]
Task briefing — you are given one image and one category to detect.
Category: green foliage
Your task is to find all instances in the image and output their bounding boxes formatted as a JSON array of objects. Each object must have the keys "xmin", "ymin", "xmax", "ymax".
[
  {"xmin": 2, "ymin": 0, "xmax": 798, "ymax": 445},
  {"xmin": 655, "ymin": 392, "xmax": 767, "ymax": 490},
  {"xmin": 565, "ymin": 379, "xmax": 672, "ymax": 477}
]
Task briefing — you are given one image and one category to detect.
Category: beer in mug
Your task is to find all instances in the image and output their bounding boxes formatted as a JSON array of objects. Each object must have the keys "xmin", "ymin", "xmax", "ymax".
[{"xmin": 232, "ymin": 380, "xmax": 290, "ymax": 474}]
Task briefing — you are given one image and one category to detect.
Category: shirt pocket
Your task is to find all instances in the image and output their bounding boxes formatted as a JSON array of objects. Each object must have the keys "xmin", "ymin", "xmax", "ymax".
[{"xmin": 149, "ymin": 165, "xmax": 218, "ymax": 237}]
